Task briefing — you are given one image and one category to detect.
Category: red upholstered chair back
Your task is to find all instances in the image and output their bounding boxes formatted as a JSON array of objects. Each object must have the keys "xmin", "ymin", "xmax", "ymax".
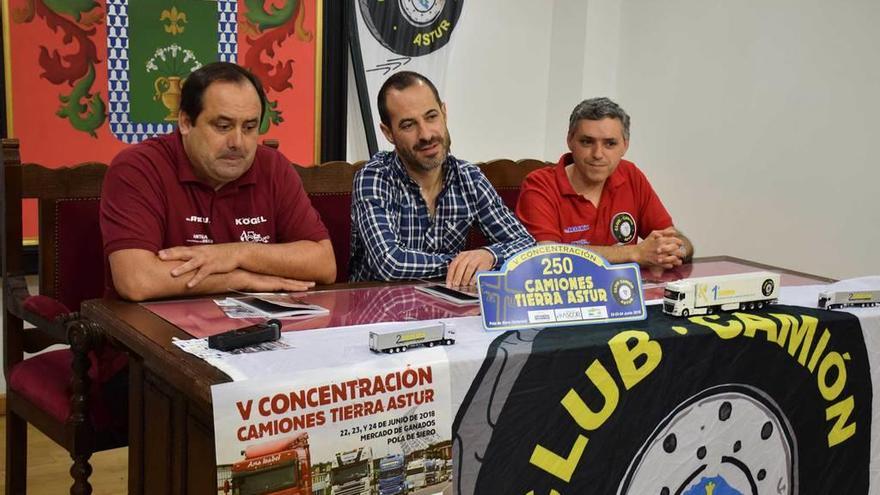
[
  {"xmin": 466, "ymin": 159, "xmax": 554, "ymax": 250},
  {"xmin": 295, "ymin": 161, "xmax": 365, "ymax": 283},
  {"xmin": 43, "ymin": 197, "xmax": 105, "ymax": 311},
  {"xmin": 2, "ymin": 144, "xmax": 108, "ymax": 318}
]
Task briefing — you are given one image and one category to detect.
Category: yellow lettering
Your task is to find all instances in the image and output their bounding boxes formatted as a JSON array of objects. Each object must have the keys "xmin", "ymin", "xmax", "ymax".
[
  {"xmin": 689, "ymin": 315, "xmax": 743, "ymax": 339},
  {"xmin": 561, "ymin": 361, "xmax": 618, "ymax": 431},
  {"xmin": 807, "ymin": 328, "xmax": 831, "ymax": 372},
  {"xmin": 733, "ymin": 312, "xmax": 778, "ymax": 342},
  {"xmin": 609, "ymin": 330, "xmax": 661, "ymax": 390},
  {"xmin": 772, "ymin": 313, "xmax": 817, "ymax": 365},
  {"xmin": 529, "ymin": 435, "xmax": 588, "ymax": 483},
  {"xmin": 826, "ymin": 395, "xmax": 856, "ymax": 447},
  {"xmin": 817, "ymin": 352, "xmax": 849, "ymax": 401}
]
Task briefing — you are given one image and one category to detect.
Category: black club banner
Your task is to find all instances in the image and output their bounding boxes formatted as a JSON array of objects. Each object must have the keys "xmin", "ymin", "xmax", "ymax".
[{"xmin": 453, "ymin": 305, "xmax": 871, "ymax": 494}]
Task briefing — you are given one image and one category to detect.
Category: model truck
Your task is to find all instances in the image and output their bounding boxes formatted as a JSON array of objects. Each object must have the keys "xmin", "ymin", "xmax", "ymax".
[
  {"xmin": 369, "ymin": 322, "xmax": 455, "ymax": 354},
  {"xmin": 818, "ymin": 289, "xmax": 880, "ymax": 309},
  {"xmin": 229, "ymin": 433, "xmax": 312, "ymax": 495},
  {"xmin": 662, "ymin": 271, "xmax": 780, "ymax": 317},
  {"xmin": 377, "ymin": 453, "xmax": 407, "ymax": 495},
  {"xmin": 330, "ymin": 447, "xmax": 373, "ymax": 495}
]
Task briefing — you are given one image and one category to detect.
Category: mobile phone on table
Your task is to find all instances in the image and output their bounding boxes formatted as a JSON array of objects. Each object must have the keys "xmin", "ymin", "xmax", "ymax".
[{"xmin": 415, "ymin": 284, "xmax": 480, "ymax": 305}]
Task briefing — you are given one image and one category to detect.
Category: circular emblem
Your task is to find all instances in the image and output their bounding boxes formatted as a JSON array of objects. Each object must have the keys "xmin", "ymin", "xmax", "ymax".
[
  {"xmin": 619, "ymin": 385, "xmax": 796, "ymax": 495},
  {"xmin": 612, "ymin": 278, "xmax": 636, "ymax": 306},
  {"xmin": 762, "ymin": 278, "xmax": 775, "ymax": 297},
  {"xmin": 399, "ymin": 0, "xmax": 445, "ymax": 26},
  {"xmin": 359, "ymin": 0, "xmax": 463, "ymax": 56},
  {"xmin": 611, "ymin": 212, "xmax": 637, "ymax": 244}
]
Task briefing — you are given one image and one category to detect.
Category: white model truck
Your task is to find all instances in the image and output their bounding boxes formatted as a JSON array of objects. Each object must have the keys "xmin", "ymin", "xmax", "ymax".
[
  {"xmin": 818, "ymin": 289, "xmax": 880, "ymax": 310},
  {"xmin": 369, "ymin": 322, "xmax": 455, "ymax": 354},
  {"xmin": 663, "ymin": 271, "xmax": 780, "ymax": 317},
  {"xmin": 330, "ymin": 447, "xmax": 373, "ymax": 495}
]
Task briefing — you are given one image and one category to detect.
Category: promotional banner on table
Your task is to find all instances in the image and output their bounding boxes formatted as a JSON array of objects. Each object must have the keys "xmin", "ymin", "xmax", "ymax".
[
  {"xmin": 3, "ymin": 0, "xmax": 320, "ymax": 238},
  {"xmin": 212, "ymin": 349, "xmax": 454, "ymax": 494},
  {"xmin": 348, "ymin": 0, "xmax": 464, "ymax": 154},
  {"xmin": 453, "ymin": 305, "xmax": 871, "ymax": 494}
]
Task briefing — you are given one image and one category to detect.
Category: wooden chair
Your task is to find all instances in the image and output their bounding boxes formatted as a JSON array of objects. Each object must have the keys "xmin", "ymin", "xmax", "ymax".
[
  {"xmin": 295, "ymin": 161, "xmax": 366, "ymax": 283},
  {"xmin": 1, "ymin": 138, "xmax": 127, "ymax": 495},
  {"xmin": 478, "ymin": 158, "xmax": 553, "ymax": 209},
  {"xmin": 467, "ymin": 158, "xmax": 554, "ymax": 249}
]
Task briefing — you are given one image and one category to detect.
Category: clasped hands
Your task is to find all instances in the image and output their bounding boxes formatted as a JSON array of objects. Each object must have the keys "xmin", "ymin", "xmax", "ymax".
[
  {"xmin": 635, "ymin": 226, "xmax": 687, "ymax": 271},
  {"xmin": 158, "ymin": 244, "xmax": 315, "ymax": 292}
]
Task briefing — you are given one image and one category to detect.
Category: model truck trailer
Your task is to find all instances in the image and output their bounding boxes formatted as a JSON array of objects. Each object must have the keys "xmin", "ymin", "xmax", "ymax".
[
  {"xmin": 663, "ymin": 271, "xmax": 780, "ymax": 317},
  {"xmin": 229, "ymin": 432, "xmax": 312, "ymax": 495},
  {"xmin": 369, "ymin": 322, "xmax": 454, "ymax": 354},
  {"xmin": 330, "ymin": 447, "xmax": 373, "ymax": 495},
  {"xmin": 818, "ymin": 289, "xmax": 880, "ymax": 309}
]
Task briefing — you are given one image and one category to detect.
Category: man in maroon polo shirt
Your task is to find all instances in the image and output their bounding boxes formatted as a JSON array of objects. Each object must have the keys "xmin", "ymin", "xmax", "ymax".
[
  {"xmin": 101, "ymin": 62, "xmax": 336, "ymax": 301},
  {"xmin": 516, "ymin": 97, "xmax": 693, "ymax": 271}
]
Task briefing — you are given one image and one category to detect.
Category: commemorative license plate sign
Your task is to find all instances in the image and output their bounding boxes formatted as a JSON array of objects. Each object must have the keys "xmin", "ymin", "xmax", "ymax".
[{"xmin": 476, "ymin": 244, "xmax": 646, "ymax": 330}]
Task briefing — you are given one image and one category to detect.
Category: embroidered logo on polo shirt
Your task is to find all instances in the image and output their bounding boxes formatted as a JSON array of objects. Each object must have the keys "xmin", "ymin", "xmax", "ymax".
[
  {"xmin": 186, "ymin": 215, "xmax": 210, "ymax": 224},
  {"xmin": 188, "ymin": 233, "xmax": 213, "ymax": 244},
  {"xmin": 563, "ymin": 224, "xmax": 590, "ymax": 234},
  {"xmin": 235, "ymin": 216, "xmax": 267, "ymax": 226},
  {"xmin": 611, "ymin": 212, "xmax": 636, "ymax": 244},
  {"xmin": 240, "ymin": 231, "xmax": 270, "ymax": 243}
]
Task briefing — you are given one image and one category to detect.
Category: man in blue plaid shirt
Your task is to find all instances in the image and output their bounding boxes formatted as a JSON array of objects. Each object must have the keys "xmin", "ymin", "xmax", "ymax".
[{"xmin": 349, "ymin": 71, "xmax": 535, "ymax": 285}]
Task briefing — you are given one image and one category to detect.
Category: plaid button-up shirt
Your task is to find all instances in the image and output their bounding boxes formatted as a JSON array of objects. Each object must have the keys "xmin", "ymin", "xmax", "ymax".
[{"xmin": 349, "ymin": 151, "xmax": 535, "ymax": 281}]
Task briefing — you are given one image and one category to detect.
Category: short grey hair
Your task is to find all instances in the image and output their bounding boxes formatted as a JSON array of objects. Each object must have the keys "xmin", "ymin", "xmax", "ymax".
[{"xmin": 568, "ymin": 97, "xmax": 631, "ymax": 141}]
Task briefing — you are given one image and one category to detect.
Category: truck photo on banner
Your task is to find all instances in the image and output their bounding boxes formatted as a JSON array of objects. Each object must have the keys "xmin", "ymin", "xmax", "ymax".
[
  {"xmin": 211, "ymin": 350, "xmax": 454, "ymax": 494},
  {"xmin": 348, "ymin": 0, "xmax": 464, "ymax": 154},
  {"xmin": 3, "ymin": 0, "xmax": 321, "ymax": 238}
]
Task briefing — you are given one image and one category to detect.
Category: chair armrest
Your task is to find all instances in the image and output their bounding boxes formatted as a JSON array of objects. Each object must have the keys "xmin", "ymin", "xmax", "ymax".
[
  {"xmin": 4, "ymin": 274, "xmax": 76, "ymax": 346},
  {"xmin": 4, "ymin": 274, "xmax": 31, "ymax": 318}
]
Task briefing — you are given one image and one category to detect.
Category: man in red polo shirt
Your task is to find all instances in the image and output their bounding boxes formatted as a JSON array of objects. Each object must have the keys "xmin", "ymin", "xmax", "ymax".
[
  {"xmin": 516, "ymin": 97, "xmax": 693, "ymax": 270},
  {"xmin": 101, "ymin": 62, "xmax": 336, "ymax": 301}
]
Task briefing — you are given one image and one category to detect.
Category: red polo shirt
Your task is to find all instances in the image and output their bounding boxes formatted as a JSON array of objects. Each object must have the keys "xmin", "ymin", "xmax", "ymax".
[
  {"xmin": 515, "ymin": 153, "xmax": 672, "ymax": 246},
  {"xmin": 100, "ymin": 131, "xmax": 329, "ymax": 297}
]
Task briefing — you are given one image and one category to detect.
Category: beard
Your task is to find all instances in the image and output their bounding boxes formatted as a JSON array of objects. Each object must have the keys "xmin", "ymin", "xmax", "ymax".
[{"xmin": 397, "ymin": 130, "xmax": 453, "ymax": 173}]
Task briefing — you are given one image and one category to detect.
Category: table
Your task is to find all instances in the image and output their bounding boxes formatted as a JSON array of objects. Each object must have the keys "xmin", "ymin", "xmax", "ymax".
[{"xmin": 80, "ymin": 256, "xmax": 839, "ymax": 494}]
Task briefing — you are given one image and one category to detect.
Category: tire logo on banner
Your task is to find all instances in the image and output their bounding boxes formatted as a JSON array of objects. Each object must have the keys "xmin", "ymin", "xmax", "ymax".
[
  {"xmin": 611, "ymin": 212, "xmax": 637, "ymax": 244},
  {"xmin": 359, "ymin": 0, "xmax": 464, "ymax": 56},
  {"xmin": 619, "ymin": 385, "xmax": 797, "ymax": 494}
]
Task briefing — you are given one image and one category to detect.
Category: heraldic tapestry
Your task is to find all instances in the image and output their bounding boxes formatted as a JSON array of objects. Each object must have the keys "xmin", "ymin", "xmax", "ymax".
[{"xmin": 3, "ymin": 0, "xmax": 320, "ymax": 239}]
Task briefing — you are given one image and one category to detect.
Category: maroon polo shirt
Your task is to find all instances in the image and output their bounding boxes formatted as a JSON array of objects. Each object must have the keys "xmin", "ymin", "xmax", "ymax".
[{"xmin": 100, "ymin": 131, "xmax": 329, "ymax": 297}]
